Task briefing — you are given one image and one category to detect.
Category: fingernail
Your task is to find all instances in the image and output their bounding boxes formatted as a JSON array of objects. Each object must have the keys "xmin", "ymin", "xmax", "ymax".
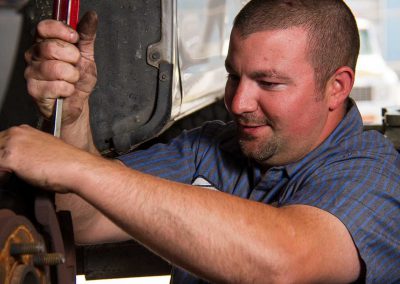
[{"xmin": 68, "ymin": 28, "xmax": 78, "ymax": 42}]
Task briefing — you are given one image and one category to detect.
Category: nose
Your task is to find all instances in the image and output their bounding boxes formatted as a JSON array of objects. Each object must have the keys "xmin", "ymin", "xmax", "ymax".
[{"xmin": 225, "ymin": 79, "xmax": 258, "ymax": 115}]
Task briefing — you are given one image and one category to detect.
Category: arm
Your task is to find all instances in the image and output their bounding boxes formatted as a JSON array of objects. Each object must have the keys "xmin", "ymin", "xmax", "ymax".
[
  {"xmin": 76, "ymin": 163, "xmax": 361, "ymax": 283},
  {"xmin": 0, "ymin": 126, "xmax": 361, "ymax": 283},
  {"xmin": 24, "ymin": 12, "xmax": 104, "ymax": 224}
]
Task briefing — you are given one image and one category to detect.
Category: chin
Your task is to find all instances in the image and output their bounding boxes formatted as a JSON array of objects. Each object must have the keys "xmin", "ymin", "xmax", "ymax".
[{"xmin": 238, "ymin": 138, "xmax": 278, "ymax": 163}]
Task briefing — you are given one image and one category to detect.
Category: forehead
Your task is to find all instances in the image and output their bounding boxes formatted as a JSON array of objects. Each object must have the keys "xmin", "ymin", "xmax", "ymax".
[{"xmin": 226, "ymin": 27, "xmax": 312, "ymax": 73}]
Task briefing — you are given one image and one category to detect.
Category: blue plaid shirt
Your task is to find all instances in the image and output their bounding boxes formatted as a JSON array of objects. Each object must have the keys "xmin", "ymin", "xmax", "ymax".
[{"xmin": 119, "ymin": 101, "xmax": 400, "ymax": 283}]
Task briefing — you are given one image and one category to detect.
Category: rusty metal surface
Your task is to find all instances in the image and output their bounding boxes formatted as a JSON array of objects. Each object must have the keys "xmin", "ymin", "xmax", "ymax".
[
  {"xmin": 0, "ymin": 209, "xmax": 48, "ymax": 284},
  {"xmin": 35, "ymin": 195, "xmax": 76, "ymax": 284},
  {"xmin": 0, "ymin": 185, "xmax": 76, "ymax": 283}
]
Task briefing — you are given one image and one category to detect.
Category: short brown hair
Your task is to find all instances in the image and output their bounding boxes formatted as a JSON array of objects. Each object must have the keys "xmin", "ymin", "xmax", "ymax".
[{"xmin": 234, "ymin": 0, "xmax": 360, "ymax": 92}]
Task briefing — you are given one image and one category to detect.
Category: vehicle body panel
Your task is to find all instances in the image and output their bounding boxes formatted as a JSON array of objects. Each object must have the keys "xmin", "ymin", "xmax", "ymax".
[{"xmin": 351, "ymin": 18, "xmax": 400, "ymax": 124}]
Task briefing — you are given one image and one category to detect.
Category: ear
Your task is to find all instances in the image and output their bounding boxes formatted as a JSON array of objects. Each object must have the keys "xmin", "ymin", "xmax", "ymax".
[{"xmin": 326, "ymin": 66, "xmax": 355, "ymax": 111}]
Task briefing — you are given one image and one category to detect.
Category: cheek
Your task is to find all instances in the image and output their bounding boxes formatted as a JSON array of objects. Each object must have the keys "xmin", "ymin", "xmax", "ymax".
[
  {"xmin": 257, "ymin": 95, "xmax": 288, "ymax": 123},
  {"xmin": 287, "ymin": 101, "xmax": 328, "ymax": 138},
  {"xmin": 258, "ymin": 93, "xmax": 312, "ymax": 133}
]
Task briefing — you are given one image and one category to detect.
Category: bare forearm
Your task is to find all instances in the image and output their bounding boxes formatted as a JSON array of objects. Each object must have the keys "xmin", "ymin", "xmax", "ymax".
[
  {"xmin": 55, "ymin": 192, "xmax": 131, "ymax": 243},
  {"xmin": 68, "ymin": 157, "xmax": 291, "ymax": 282},
  {"xmin": 65, "ymin": 154, "xmax": 360, "ymax": 283},
  {"xmin": 55, "ymin": 158, "xmax": 129, "ymax": 243},
  {"xmin": 61, "ymin": 100, "xmax": 99, "ymax": 154}
]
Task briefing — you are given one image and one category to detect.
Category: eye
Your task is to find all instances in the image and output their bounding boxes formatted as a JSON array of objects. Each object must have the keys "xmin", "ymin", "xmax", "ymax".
[{"xmin": 258, "ymin": 80, "xmax": 283, "ymax": 90}]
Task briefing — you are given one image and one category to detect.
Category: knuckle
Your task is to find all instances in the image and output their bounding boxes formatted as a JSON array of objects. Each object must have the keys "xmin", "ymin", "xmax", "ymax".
[
  {"xmin": 46, "ymin": 81, "xmax": 74, "ymax": 97},
  {"xmin": 1, "ymin": 126, "xmax": 27, "ymax": 161},
  {"xmin": 26, "ymin": 78, "xmax": 39, "ymax": 97},
  {"xmin": 24, "ymin": 66, "xmax": 32, "ymax": 80},
  {"xmin": 59, "ymin": 81, "xmax": 75, "ymax": 96},
  {"xmin": 58, "ymin": 41, "xmax": 81, "ymax": 64},
  {"xmin": 71, "ymin": 48, "xmax": 81, "ymax": 64},
  {"xmin": 47, "ymin": 81, "xmax": 74, "ymax": 99},
  {"xmin": 7, "ymin": 126, "xmax": 22, "ymax": 138},
  {"xmin": 19, "ymin": 124, "xmax": 31, "ymax": 130},
  {"xmin": 24, "ymin": 64, "xmax": 39, "ymax": 81},
  {"xmin": 24, "ymin": 49, "xmax": 33, "ymax": 63},
  {"xmin": 30, "ymin": 43, "xmax": 43, "ymax": 60},
  {"xmin": 41, "ymin": 40, "xmax": 58, "ymax": 58}
]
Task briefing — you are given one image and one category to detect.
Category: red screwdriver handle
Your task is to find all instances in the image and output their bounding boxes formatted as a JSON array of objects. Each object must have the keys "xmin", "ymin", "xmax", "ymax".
[{"xmin": 53, "ymin": 0, "xmax": 80, "ymax": 30}]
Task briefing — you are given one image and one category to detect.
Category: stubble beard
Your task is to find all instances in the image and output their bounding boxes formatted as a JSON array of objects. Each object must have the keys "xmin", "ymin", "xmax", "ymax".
[
  {"xmin": 238, "ymin": 133, "xmax": 279, "ymax": 163},
  {"xmin": 235, "ymin": 114, "xmax": 280, "ymax": 164}
]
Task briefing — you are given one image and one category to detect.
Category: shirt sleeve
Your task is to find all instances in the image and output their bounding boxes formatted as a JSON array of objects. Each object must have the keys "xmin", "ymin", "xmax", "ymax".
[
  {"xmin": 284, "ymin": 153, "xmax": 400, "ymax": 283},
  {"xmin": 116, "ymin": 121, "xmax": 229, "ymax": 185}
]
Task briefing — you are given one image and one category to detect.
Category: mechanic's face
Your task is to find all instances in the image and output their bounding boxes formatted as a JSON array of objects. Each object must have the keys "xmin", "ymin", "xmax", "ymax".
[{"xmin": 225, "ymin": 27, "xmax": 332, "ymax": 168}]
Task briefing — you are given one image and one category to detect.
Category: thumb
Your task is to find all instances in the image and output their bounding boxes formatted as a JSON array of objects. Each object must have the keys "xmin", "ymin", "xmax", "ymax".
[{"xmin": 77, "ymin": 11, "xmax": 98, "ymax": 58}]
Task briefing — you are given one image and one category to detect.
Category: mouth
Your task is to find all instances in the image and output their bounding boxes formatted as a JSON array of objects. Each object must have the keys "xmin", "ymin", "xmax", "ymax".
[
  {"xmin": 235, "ymin": 115, "xmax": 274, "ymax": 137},
  {"xmin": 239, "ymin": 122, "xmax": 265, "ymax": 128},
  {"xmin": 237, "ymin": 122, "xmax": 270, "ymax": 137}
]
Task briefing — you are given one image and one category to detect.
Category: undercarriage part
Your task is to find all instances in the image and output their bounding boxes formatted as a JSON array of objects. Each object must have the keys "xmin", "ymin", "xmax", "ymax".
[
  {"xmin": 34, "ymin": 195, "xmax": 76, "ymax": 284},
  {"xmin": 85, "ymin": 0, "xmax": 167, "ymax": 154},
  {"xmin": 0, "ymin": 209, "xmax": 48, "ymax": 284},
  {"xmin": 0, "ymin": 177, "xmax": 76, "ymax": 284},
  {"xmin": 76, "ymin": 241, "xmax": 171, "ymax": 280},
  {"xmin": 111, "ymin": 62, "xmax": 173, "ymax": 153},
  {"xmin": 10, "ymin": 243, "xmax": 45, "ymax": 256}
]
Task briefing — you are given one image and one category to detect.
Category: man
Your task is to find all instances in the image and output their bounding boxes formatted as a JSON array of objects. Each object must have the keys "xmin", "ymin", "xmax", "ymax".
[{"xmin": 0, "ymin": 0, "xmax": 399, "ymax": 282}]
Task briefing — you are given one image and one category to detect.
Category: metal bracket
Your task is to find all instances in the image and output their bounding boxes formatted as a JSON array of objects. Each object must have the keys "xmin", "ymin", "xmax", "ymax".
[{"xmin": 147, "ymin": 0, "xmax": 175, "ymax": 68}]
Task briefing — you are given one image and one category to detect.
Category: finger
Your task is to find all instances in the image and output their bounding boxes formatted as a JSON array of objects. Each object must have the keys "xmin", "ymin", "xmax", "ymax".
[
  {"xmin": 77, "ymin": 11, "xmax": 98, "ymax": 59},
  {"xmin": 28, "ymin": 40, "xmax": 81, "ymax": 64},
  {"xmin": 27, "ymin": 79, "xmax": 76, "ymax": 99},
  {"xmin": 27, "ymin": 78, "xmax": 76, "ymax": 101},
  {"xmin": 25, "ymin": 60, "xmax": 80, "ymax": 83},
  {"xmin": 36, "ymin": 19, "xmax": 79, "ymax": 43},
  {"xmin": 24, "ymin": 46, "xmax": 33, "ymax": 64},
  {"xmin": 27, "ymin": 81, "xmax": 76, "ymax": 118}
]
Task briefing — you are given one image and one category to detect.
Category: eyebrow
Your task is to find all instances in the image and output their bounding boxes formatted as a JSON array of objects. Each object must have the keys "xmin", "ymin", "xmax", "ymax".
[
  {"xmin": 225, "ymin": 60, "xmax": 292, "ymax": 82},
  {"xmin": 250, "ymin": 70, "xmax": 292, "ymax": 82}
]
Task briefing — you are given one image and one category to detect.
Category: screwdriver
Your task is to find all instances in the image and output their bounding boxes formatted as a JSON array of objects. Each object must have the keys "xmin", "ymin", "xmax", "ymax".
[{"xmin": 52, "ymin": 0, "xmax": 80, "ymax": 137}]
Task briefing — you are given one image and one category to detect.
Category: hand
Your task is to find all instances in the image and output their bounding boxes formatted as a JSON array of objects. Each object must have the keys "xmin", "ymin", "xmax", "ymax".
[
  {"xmin": 25, "ymin": 11, "xmax": 98, "ymax": 127},
  {"xmin": 0, "ymin": 125, "xmax": 93, "ymax": 193}
]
